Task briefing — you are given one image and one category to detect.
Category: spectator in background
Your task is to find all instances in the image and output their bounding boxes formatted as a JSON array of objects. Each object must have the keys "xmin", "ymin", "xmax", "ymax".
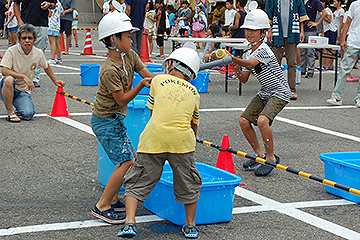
[
  {"xmin": 154, "ymin": 0, "xmax": 166, "ymax": 58},
  {"xmin": 144, "ymin": 1, "xmax": 156, "ymax": 57},
  {"xmin": 212, "ymin": 4, "xmax": 221, "ymax": 25},
  {"xmin": 265, "ymin": 0, "xmax": 308, "ymax": 100},
  {"xmin": 219, "ymin": 3, "xmax": 226, "ymax": 26},
  {"xmin": 255, "ymin": 0, "xmax": 265, "ymax": 10},
  {"xmin": 14, "ymin": 0, "xmax": 57, "ymax": 88},
  {"xmin": 229, "ymin": 0, "xmax": 247, "ymax": 57},
  {"xmin": 300, "ymin": 0, "xmax": 327, "ymax": 78},
  {"xmin": 4, "ymin": 0, "xmax": 18, "ymax": 46},
  {"xmin": 224, "ymin": 0, "xmax": 236, "ymax": 27},
  {"xmin": 72, "ymin": 8, "xmax": 78, "ymax": 48},
  {"xmin": 335, "ymin": 0, "xmax": 345, "ymax": 57},
  {"xmin": 102, "ymin": 0, "xmax": 110, "ymax": 15},
  {"xmin": 60, "ymin": 0, "xmax": 75, "ymax": 55},
  {"xmin": 125, "ymin": 0, "xmax": 148, "ymax": 56},
  {"xmin": 48, "ymin": 0, "xmax": 63, "ymax": 64},
  {"xmin": 192, "ymin": 4, "xmax": 207, "ymax": 49},
  {"xmin": 326, "ymin": 0, "xmax": 360, "ymax": 107},
  {"xmin": 176, "ymin": 0, "xmax": 192, "ymax": 36},
  {"xmin": 0, "ymin": 0, "xmax": 7, "ymax": 39}
]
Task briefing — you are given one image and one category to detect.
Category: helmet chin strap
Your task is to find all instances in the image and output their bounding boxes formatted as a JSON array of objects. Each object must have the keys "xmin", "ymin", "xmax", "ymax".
[
  {"xmin": 251, "ymin": 30, "xmax": 266, "ymax": 46},
  {"xmin": 109, "ymin": 34, "xmax": 128, "ymax": 76}
]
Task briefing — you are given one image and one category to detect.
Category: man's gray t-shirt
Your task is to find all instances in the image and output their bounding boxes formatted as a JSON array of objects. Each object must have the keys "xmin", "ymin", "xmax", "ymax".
[{"xmin": 60, "ymin": 0, "xmax": 75, "ymax": 21}]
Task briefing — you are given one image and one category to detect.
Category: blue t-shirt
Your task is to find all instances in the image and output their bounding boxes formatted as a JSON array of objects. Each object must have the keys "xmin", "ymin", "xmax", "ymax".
[
  {"xmin": 304, "ymin": 0, "xmax": 324, "ymax": 32},
  {"xmin": 125, "ymin": 0, "xmax": 148, "ymax": 29},
  {"xmin": 14, "ymin": 0, "xmax": 56, "ymax": 27},
  {"xmin": 60, "ymin": 0, "xmax": 75, "ymax": 22},
  {"xmin": 169, "ymin": 13, "xmax": 176, "ymax": 26}
]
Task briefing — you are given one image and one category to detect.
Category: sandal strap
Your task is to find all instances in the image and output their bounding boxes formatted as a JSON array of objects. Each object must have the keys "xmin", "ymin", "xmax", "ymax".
[{"xmin": 122, "ymin": 223, "xmax": 137, "ymax": 233}]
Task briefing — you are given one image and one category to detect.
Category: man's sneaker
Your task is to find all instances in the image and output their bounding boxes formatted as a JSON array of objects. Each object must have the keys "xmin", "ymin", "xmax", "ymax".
[
  {"xmin": 118, "ymin": 223, "xmax": 137, "ymax": 238},
  {"xmin": 182, "ymin": 225, "xmax": 199, "ymax": 238},
  {"xmin": 47, "ymin": 59, "xmax": 56, "ymax": 64},
  {"xmin": 305, "ymin": 72, "xmax": 314, "ymax": 78},
  {"xmin": 254, "ymin": 154, "xmax": 280, "ymax": 177},
  {"xmin": 55, "ymin": 59, "xmax": 63, "ymax": 64},
  {"xmin": 33, "ymin": 81, "xmax": 40, "ymax": 88},
  {"xmin": 301, "ymin": 72, "xmax": 306, "ymax": 76},
  {"xmin": 111, "ymin": 199, "xmax": 125, "ymax": 212},
  {"xmin": 326, "ymin": 98, "xmax": 342, "ymax": 106},
  {"xmin": 91, "ymin": 205, "xmax": 125, "ymax": 224},
  {"xmin": 355, "ymin": 99, "xmax": 360, "ymax": 108}
]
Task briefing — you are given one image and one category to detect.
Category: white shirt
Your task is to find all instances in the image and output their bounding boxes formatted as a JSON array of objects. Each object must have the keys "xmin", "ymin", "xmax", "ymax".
[
  {"xmin": 323, "ymin": 7, "xmax": 337, "ymax": 33},
  {"xmin": 347, "ymin": 0, "xmax": 360, "ymax": 48},
  {"xmin": 334, "ymin": 7, "xmax": 344, "ymax": 29},
  {"xmin": 225, "ymin": 9, "xmax": 236, "ymax": 26}
]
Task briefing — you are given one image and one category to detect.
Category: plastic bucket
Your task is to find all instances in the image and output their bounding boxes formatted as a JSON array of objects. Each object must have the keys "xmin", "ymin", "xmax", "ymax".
[
  {"xmin": 133, "ymin": 65, "xmax": 164, "ymax": 95},
  {"xmin": 79, "ymin": 64, "xmax": 100, "ymax": 86},
  {"xmin": 146, "ymin": 64, "xmax": 164, "ymax": 72},
  {"xmin": 190, "ymin": 71, "xmax": 211, "ymax": 93}
]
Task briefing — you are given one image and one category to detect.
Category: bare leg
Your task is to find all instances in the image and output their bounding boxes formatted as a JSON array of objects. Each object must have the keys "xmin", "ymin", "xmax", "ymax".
[
  {"xmin": 239, "ymin": 117, "xmax": 265, "ymax": 157},
  {"xmin": 257, "ymin": 115, "xmax": 276, "ymax": 162},
  {"xmin": 184, "ymin": 202, "xmax": 197, "ymax": 226},
  {"xmin": 124, "ymin": 196, "xmax": 139, "ymax": 224},
  {"xmin": 49, "ymin": 36, "xmax": 56, "ymax": 60},
  {"xmin": 96, "ymin": 160, "xmax": 134, "ymax": 211},
  {"xmin": 148, "ymin": 35, "xmax": 153, "ymax": 55},
  {"xmin": 55, "ymin": 36, "xmax": 61, "ymax": 60},
  {"xmin": 66, "ymin": 34, "xmax": 71, "ymax": 53},
  {"xmin": 72, "ymin": 29, "xmax": 78, "ymax": 45},
  {"xmin": 160, "ymin": 46, "xmax": 164, "ymax": 56}
]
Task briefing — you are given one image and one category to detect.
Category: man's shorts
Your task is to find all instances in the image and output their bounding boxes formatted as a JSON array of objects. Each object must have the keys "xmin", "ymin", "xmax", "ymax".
[
  {"xmin": 91, "ymin": 113, "xmax": 135, "ymax": 165},
  {"xmin": 48, "ymin": 29, "xmax": 61, "ymax": 37},
  {"xmin": 60, "ymin": 19, "xmax": 72, "ymax": 35},
  {"xmin": 123, "ymin": 152, "xmax": 202, "ymax": 204},
  {"xmin": 241, "ymin": 95, "xmax": 288, "ymax": 126}
]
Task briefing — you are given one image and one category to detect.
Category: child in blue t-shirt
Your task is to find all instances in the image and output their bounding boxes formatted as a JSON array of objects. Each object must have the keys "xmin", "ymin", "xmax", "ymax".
[{"xmin": 230, "ymin": 9, "xmax": 290, "ymax": 177}]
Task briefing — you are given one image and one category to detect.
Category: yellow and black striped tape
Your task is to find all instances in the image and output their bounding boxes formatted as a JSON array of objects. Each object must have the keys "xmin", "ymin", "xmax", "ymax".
[
  {"xmin": 57, "ymin": 92, "xmax": 94, "ymax": 107},
  {"xmin": 72, "ymin": 28, "xmax": 98, "ymax": 31},
  {"xmin": 197, "ymin": 138, "xmax": 360, "ymax": 197}
]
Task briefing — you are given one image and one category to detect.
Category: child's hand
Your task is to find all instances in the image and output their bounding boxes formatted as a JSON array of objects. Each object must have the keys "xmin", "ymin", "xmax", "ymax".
[{"xmin": 141, "ymin": 77, "xmax": 152, "ymax": 88}]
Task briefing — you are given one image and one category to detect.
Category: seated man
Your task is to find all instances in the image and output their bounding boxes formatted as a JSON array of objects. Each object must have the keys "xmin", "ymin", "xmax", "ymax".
[{"xmin": 0, "ymin": 23, "xmax": 65, "ymax": 122}]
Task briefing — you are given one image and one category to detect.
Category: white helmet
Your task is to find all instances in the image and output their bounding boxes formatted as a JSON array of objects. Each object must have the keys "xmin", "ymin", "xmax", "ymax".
[
  {"xmin": 163, "ymin": 45, "xmax": 201, "ymax": 80},
  {"xmin": 241, "ymin": 9, "xmax": 270, "ymax": 30},
  {"xmin": 98, "ymin": 11, "xmax": 138, "ymax": 41}
]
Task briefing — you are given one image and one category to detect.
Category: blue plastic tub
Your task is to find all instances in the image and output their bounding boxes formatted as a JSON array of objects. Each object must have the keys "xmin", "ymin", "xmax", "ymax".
[
  {"xmin": 146, "ymin": 64, "xmax": 164, "ymax": 72},
  {"xmin": 319, "ymin": 152, "xmax": 360, "ymax": 203},
  {"xmin": 190, "ymin": 71, "xmax": 210, "ymax": 93},
  {"xmin": 144, "ymin": 162, "xmax": 242, "ymax": 226},
  {"xmin": 79, "ymin": 64, "xmax": 100, "ymax": 86},
  {"xmin": 97, "ymin": 95, "xmax": 151, "ymax": 190}
]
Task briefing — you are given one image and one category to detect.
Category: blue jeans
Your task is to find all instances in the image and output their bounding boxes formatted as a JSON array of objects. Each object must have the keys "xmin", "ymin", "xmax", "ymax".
[{"xmin": 0, "ymin": 76, "xmax": 35, "ymax": 120}]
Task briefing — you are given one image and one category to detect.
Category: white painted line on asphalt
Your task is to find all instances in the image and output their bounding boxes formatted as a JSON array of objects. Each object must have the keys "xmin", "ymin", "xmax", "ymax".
[
  {"xmin": 40, "ymin": 72, "xmax": 81, "ymax": 75},
  {"xmin": 50, "ymin": 64, "xmax": 80, "ymax": 71},
  {"xmin": 235, "ymin": 187, "xmax": 360, "ymax": 239},
  {"xmin": 0, "ymin": 215, "xmax": 164, "ymax": 236},
  {"xmin": 50, "ymin": 116, "xmax": 95, "ymax": 136},
  {"xmin": 0, "ymin": 194, "xmax": 356, "ymax": 236}
]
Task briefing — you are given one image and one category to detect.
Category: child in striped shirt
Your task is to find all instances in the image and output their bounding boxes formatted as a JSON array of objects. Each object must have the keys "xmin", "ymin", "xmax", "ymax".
[{"xmin": 230, "ymin": 9, "xmax": 290, "ymax": 177}]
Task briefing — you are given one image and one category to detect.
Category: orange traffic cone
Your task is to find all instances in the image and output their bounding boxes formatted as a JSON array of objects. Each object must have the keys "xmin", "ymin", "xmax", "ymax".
[
  {"xmin": 60, "ymin": 33, "xmax": 65, "ymax": 53},
  {"xmin": 215, "ymin": 134, "xmax": 236, "ymax": 174},
  {"xmin": 47, "ymin": 86, "xmax": 73, "ymax": 117},
  {"xmin": 81, "ymin": 29, "xmax": 95, "ymax": 56},
  {"xmin": 0, "ymin": 53, "xmax": 3, "ymax": 59},
  {"xmin": 140, "ymin": 30, "xmax": 152, "ymax": 63}
]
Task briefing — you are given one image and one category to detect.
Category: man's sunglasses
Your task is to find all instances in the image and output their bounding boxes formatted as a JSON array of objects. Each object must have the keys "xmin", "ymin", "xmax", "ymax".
[{"xmin": 20, "ymin": 36, "xmax": 35, "ymax": 40}]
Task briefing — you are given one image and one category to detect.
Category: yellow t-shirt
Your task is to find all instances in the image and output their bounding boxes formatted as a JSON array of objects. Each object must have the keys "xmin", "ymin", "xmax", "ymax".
[
  {"xmin": 0, "ymin": 44, "xmax": 48, "ymax": 94},
  {"xmin": 92, "ymin": 50, "xmax": 145, "ymax": 118},
  {"xmin": 137, "ymin": 74, "xmax": 200, "ymax": 154}
]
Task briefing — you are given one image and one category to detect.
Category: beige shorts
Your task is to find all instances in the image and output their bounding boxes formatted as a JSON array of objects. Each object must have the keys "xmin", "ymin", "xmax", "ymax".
[
  {"xmin": 123, "ymin": 152, "xmax": 202, "ymax": 204},
  {"xmin": 241, "ymin": 95, "xmax": 288, "ymax": 126}
]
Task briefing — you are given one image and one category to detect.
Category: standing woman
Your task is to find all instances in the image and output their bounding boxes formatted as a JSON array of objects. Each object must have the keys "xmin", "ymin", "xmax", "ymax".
[
  {"xmin": 47, "ymin": 0, "xmax": 63, "ymax": 64},
  {"xmin": 144, "ymin": 1, "xmax": 156, "ymax": 57},
  {"xmin": 4, "ymin": 0, "xmax": 17, "ymax": 46},
  {"xmin": 192, "ymin": 4, "xmax": 207, "ymax": 49},
  {"xmin": 72, "ymin": 8, "xmax": 78, "ymax": 47}
]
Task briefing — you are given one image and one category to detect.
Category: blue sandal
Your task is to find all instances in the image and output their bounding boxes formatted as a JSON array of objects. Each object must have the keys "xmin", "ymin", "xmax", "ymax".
[
  {"xmin": 182, "ymin": 225, "xmax": 199, "ymax": 238},
  {"xmin": 118, "ymin": 223, "xmax": 137, "ymax": 238},
  {"xmin": 112, "ymin": 199, "xmax": 126, "ymax": 212}
]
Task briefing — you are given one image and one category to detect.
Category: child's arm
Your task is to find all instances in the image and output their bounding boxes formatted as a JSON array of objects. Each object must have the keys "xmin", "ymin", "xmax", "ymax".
[
  {"xmin": 112, "ymin": 78, "xmax": 151, "ymax": 107},
  {"xmin": 191, "ymin": 122, "xmax": 197, "ymax": 137},
  {"xmin": 231, "ymin": 55, "xmax": 259, "ymax": 83},
  {"xmin": 231, "ymin": 63, "xmax": 251, "ymax": 83}
]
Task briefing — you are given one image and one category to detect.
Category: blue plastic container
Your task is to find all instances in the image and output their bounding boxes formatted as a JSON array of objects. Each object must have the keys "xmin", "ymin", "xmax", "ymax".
[
  {"xmin": 144, "ymin": 162, "xmax": 242, "ymax": 226},
  {"xmin": 190, "ymin": 71, "xmax": 211, "ymax": 93},
  {"xmin": 79, "ymin": 64, "xmax": 100, "ymax": 86},
  {"xmin": 146, "ymin": 64, "xmax": 164, "ymax": 72},
  {"xmin": 97, "ymin": 95, "xmax": 151, "ymax": 190},
  {"xmin": 319, "ymin": 152, "xmax": 360, "ymax": 203}
]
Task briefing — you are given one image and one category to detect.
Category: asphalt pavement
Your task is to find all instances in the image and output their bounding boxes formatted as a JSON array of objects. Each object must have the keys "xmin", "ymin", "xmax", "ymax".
[{"xmin": 0, "ymin": 28, "xmax": 360, "ymax": 240}]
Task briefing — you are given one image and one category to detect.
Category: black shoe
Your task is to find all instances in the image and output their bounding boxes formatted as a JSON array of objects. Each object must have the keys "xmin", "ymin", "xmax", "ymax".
[
  {"xmin": 301, "ymin": 72, "xmax": 306, "ymax": 76},
  {"xmin": 254, "ymin": 154, "xmax": 280, "ymax": 177},
  {"xmin": 33, "ymin": 81, "xmax": 40, "ymax": 88},
  {"xmin": 305, "ymin": 72, "xmax": 314, "ymax": 78},
  {"xmin": 243, "ymin": 160, "xmax": 260, "ymax": 170}
]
